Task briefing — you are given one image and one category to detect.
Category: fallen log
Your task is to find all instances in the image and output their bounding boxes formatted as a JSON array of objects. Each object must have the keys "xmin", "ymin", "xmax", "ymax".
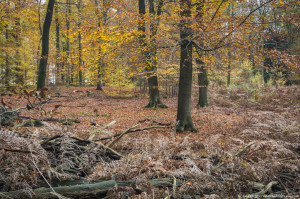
[{"xmin": 0, "ymin": 179, "xmax": 176, "ymax": 199}]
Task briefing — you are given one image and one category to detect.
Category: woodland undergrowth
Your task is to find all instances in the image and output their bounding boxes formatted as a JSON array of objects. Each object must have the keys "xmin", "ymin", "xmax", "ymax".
[{"xmin": 0, "ymin": 85, "xmax": 299, "ymax": 198}]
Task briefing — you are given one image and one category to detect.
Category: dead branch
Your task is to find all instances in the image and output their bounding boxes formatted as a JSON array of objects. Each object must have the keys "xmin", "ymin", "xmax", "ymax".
[
  {"xmin": 96, "ymin": 125, "xmax": 170, "ymax": 141},
  {"xmin": 97, "ymin": 142, "xmax": 124, "ymax": 158},
  {"xmin": 40, "ymin": 134, "xmax": 63, "ymax": 146},
  {"xmin": 138, "ymin": 119, "xmax": 172, "ymax": 126},
  {"xmin": 0, "ymin": 146, "xmax": 37, "ymax": 154}
]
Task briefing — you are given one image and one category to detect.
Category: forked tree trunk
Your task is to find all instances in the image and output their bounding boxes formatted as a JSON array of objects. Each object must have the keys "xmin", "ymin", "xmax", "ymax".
[
  {"xmin": 176, "ymin": 0, "xmax": 197, "ymax": 132},
  {"xmin": 37, "ymin": 0, "xmax": 55, "ymax": 90}
]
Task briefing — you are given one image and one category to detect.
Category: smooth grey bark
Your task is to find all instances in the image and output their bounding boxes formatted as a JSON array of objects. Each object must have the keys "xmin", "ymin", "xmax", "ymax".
[
  {"xmin": 176, "ymin": 0, "xmax": 197, "ymax": 132},
  {"xmin": 37, "ymin": 0, "xmax": 55, "ymax": 90}
]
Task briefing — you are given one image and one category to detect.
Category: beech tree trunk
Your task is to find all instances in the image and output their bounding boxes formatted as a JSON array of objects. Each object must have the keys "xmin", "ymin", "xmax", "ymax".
[
  {"xmin": 176, "ymin": 0, "xmax": 197, "ymax": 132},
  {"xmin": 139, "ymin": 0, "xmax": 167, "ymax": 108},
  {"xmin": 55, "ymin": 4, "xmax": 62, "ymax": 85},
  {"xmin": 37, "ymin": 0, "xmax": 55, "ymax": 90},
  {"xmin": 197, "ymin": 60, "xmax": 209, "ymax": 107},
  {"xmin": 195, "ymin": 0, "xmax": 208, "ymax": 107},
  {"xmin": 77, "ymin": 0, "xmax": 83, "ymax": 85}
]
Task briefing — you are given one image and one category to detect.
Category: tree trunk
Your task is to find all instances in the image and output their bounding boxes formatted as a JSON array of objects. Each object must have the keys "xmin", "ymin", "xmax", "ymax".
[
  {"xmin": 55, "ymin": 3, "xmax": 62, "ymax": 85},
  {"xmin": 77, "ymin": 0, "xmax": 83, "ymax": 85},
  {"xmin": 176, "ymin": 0, "xmax": 197, "ymax": 132},
  {"xmin": 227, "ymin": 51, "xmax": 231, "ymax": 87},
  {"xmin": 263, "ymin": 57, "xmax": 271, "ymax": 83},
  {"xmin": 65, "ymin": 0, "xmax": 71, "ymax": 86},
  {"xmin": 197, "ymin": 60, "xmax": 209, "ymax": 107},
  {"xmin": 4, "ymin": 27, "xmax": 11, "ymax": 90},
  {"xmin": 139, "ymin": 0, "xmax": 167, "ymax": 108},
  {"xmin": 14, "ymin": 0, "xmax": 24, "ymax": 87},
  {"xmin": 195, "ymin": 0, "xmax": 208, "ymax": 107},
  {"xmin": 94, "ymin": 0, "xmax": 107, "ymax": 91},
  {"xmin": 37, "ymin": 0, "xmax": 55, "ymax": 90}
]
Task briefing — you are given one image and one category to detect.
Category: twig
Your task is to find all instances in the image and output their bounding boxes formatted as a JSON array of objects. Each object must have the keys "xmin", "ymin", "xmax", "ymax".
[
  {"xmin": 234, "ymin": 141, "xmax": 257, "ymax": 157},
  {"xmin": 108, "ymin": 124, "xmax": 139, "ymax": 148},
  {"xmin": 40, "ymin": 134, "xmax": 63, "ymax": 146},
  {"xmin": 139, "ymin": 119, "xmax": 172, "ymax": 126},
  {"xmin": 97, "ymin": 142, "xmax": 124, "ymax": 158},
  {"xmin": 210, "ymin": 0, "xmax": 226, "ymax": 23}
]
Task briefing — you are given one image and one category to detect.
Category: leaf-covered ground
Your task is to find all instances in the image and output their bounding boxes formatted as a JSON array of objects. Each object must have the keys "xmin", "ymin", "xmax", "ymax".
[{"xmin": 0, "ymin": 85, "xmax": 299, "ymax": 198}]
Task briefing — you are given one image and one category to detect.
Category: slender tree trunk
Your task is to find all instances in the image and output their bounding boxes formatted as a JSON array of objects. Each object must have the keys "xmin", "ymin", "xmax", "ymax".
[
  {"xmin": 37, "ymin": 0, "xmax": 55, "ymax": 90},
  {"xmin": 77, "ymin": 0, "xmax": 83, "ymax": 85},
  {"xmin": 227, "ymin": 51, "xmax": 231, "ymax": 86},
  {"xmin": 176, "ymin": 0, "xmax": 197, "ymax": 132},
  {"xmin": 55, "ymin": 3, "xmax": 62, "ymax": 85},
  {"xmin": 263, "ymin": 57, "xmax": 271, "ymax": 83},
  {"xmin": 95, "ymin": 0, "xmax": 104, "ymax": 90},
  {"xmin": 4, "ymin": 26, "xmax": 10, "ymax": 90},
  {"xmin": 65, "ymin": 0, "xmax": 71, "ymax": 86}
]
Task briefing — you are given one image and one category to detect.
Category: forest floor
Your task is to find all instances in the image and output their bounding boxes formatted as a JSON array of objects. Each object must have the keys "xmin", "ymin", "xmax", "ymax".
[{"xmin": 0, "ymin": 85, "xmax": 299, "ymax": 198}]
